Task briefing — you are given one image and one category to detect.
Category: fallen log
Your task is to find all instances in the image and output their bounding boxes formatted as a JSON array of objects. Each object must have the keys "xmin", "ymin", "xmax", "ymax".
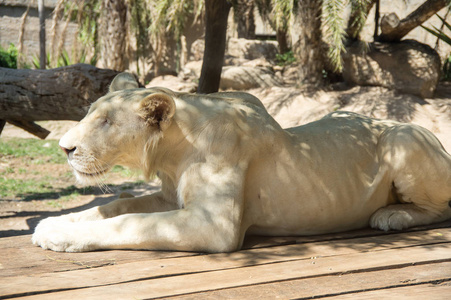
[{"xmin": 0, "ymin": 64, "xmax": 119, "ymax": 139}]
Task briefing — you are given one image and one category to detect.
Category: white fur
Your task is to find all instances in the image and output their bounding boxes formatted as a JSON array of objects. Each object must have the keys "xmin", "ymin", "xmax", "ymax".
[{"xmin": 32, "ymin": 74, "xmax": 451, "ymax": 253}]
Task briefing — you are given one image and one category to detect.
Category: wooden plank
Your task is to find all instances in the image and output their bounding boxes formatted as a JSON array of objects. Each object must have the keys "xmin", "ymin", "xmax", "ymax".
[
  {"xmin": 243, "ymin": 219, "xmax": 451, "ymax": 249},
  {"xmin": 166, "ymin": 261, "xmax": 451, "ymax": 299},
  {"xmin": 0, "ymin": 235, "xmax": 197, "ymax": 278},
  {"xmin": 13, "ymin": 242, "xmax": 451, "ymax": 299},
  {"xmin": 327, "ymin": 281, "xmax": 451, "ymax": 299},
  {"xmin": 2, "ymin": 228, "xmax": 451, "ymax": 297},
  {"xmin": 3, "ymin": 219, "xmax": 448, "ymax": 252},
  {"xmin": 2, "ymin": 226, "xmax": 450, "ymax": 279}
]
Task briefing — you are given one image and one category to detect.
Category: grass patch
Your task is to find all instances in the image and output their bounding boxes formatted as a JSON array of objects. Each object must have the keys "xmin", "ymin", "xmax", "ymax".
[
  {"xmin": 0, "ymin": 138, "xmax": 66, "ymax": 164},
  {"xmin": 0, "ymin": 180, "xmax": 94, "ymax": 201},
  {"xmin": 119, "ymin": 181, "xmax": 147, "ymax": 190},
  {"xmin": 111, "ymin": 165, "xmax": 137, "ymax": 177},
  {"xmin": 46, "ymin": 190, "xmax": 82, "ymax": 208},
  {"xmin": 0, "ymin": 177, "xmax": 53, "ymax": 199},
  {"xmin": 276, "ymin": 50, "xmax": 296, "ymax": 66},
  {"xmin": 0, "ymin": 137, "xmax": 148, "ymax": 201},
  {"xmin": 0, "ymin": 138, "xmax": 74, "ymax": 200}
]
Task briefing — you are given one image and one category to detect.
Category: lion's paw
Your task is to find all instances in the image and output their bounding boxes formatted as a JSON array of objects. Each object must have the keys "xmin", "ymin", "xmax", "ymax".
[
  {"xmin": 32, "ymin": 218, "xmax": 89, "ymax": 252},
  {"xmin": 369, "ymin": 207, "xmax": 414, "ymax": 231}
]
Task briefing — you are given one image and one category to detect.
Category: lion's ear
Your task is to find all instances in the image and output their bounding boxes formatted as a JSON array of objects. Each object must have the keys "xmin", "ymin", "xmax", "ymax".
[
  {"xmin": 109, "ymin": 72, "xmax": 139, "ymax": 92},
  {"xmin": 139, "ymin": 93, "xmax": 176, "ymax": 130}
]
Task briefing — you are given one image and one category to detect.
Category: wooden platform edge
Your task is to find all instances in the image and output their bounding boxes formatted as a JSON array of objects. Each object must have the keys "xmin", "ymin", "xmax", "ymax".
[
  {"xmin": 8, "ymin": 242, "xmax": 451, "ymax": 299},
  {"xmin": 2, "ymin": 228, "xmax": 451, "ymax": 298},
  {"xmin": 164, "ymin": 262, "xmax": 451, "ymax": 300}
]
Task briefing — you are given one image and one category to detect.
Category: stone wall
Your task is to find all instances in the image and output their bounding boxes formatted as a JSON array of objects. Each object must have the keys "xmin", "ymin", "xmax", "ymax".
[{"xmin": 0, "ymin": 0, "xmax": 78, "ymax": 66}]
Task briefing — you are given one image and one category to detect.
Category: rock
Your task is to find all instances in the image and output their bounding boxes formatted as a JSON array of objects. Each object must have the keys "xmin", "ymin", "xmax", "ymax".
[
  {"xmin": 181, "ymin": 60, "xmax": 203, "ymax": 78},
  {"xmin": 242, "ymin": 58, "xmax": 273, "ymax": 68},
  {"xmin": 190, "ymin": 38, "xmax": 279, "ymax": 62},
  {"xmin": 220, "ymin": 66, "xmax": 282, "ymax": 90},
  {"xmin": 281, "ymin": 65, "xmax": 301, "ymax": 87},
  {"xmin": 342, "ymin": 40, "xmax": 441, "ymax": 98},
  {"xmin": 146, "ymin": 75, "xmax": 197, "ymax": 93},
  {"xmin": 189, "ymin": 39, "xmax": 205, "ymax": 61},
  {"xmin": 224, "ymin": 57, "xmax": 250, "ymax": 67},
  {"xmin": 226, "ymin": 38, "xmax": 279, "ymax": 61}
]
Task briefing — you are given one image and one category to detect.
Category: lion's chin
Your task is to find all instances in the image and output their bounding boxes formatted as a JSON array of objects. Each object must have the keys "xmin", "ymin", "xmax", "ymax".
[{"xmin": 72, "ymin": 167, "xmax": 110, "ymax": 185}]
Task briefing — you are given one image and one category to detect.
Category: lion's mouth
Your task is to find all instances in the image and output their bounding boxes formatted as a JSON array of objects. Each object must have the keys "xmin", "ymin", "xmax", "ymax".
[
  {"xmin": 76, "ymin": 169, "xmax": 109, "ymax": 177},
  {"xmin": 70, "ymin": 163, "xmax": 110, "ymax": 178}
]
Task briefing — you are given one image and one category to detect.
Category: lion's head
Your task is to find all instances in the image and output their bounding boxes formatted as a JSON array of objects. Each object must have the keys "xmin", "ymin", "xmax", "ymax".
[{"xmin": 59, "ymin": 73, "xmax": 175, "ymax": 184}]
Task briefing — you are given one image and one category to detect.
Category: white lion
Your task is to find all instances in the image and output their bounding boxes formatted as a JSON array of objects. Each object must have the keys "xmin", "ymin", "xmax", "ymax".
[{"xmin": 32, "ymin": 73, "xmax": 451, "ymax": 253}]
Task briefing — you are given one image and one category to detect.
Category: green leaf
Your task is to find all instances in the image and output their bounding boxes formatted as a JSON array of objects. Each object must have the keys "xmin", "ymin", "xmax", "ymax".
[
  {"xmin": 421, "ymin": 25, "xmax": 451, "ymax": 46},
  {"xmin": 436, "ymin": 14, "xmax": 451, "ymax": 33}
]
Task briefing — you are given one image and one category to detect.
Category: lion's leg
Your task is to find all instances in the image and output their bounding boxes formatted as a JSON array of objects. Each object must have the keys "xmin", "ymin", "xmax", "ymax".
[
  {"xmin": 47, "ymin": 191, "xmax": 178, "ymax": 223},
  {"xmin": 373, "ymin": 124, "xmax": 451, "ymax": 231},
  {"xmin": 32, "ymin": 206, "xmax": 242, "ymax": 253},
  {"xmin": 32, "ymin": 161, "xmax": 248, "ymax": 253},
  {"xmin": 98, "ymin": 192, "xmax": 179, "ymax": 218},
  {"xmin": 370, "ymin": 203, "xmax": 451, "ymax": 231}
]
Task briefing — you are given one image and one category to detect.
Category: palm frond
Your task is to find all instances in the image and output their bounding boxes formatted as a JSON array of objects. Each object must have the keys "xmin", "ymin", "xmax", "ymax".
[
  {"xmin": 271, "ymin": 0, "xmax": 294, "ymax": 30},
  {"xmin": 149, "ymin": 0, "xmax": 171, "ymax": 38},
  {"xmin": 421, "ymin": 24, "xmax": 451, "ymax": 46},
  {"xmin": 166, "ymin": 0, "xmax": 193, "ymax": 39},
  {"xmin": 348, "ymin": 0, "xmax": 373, "ymax": 39},
  {"xmin": 436, "ymin": 13, "xmax": 451, "ymax": 32},
  {"xmin": 323, "ymin": 0, "xmax": 346, "ymax": 72}
]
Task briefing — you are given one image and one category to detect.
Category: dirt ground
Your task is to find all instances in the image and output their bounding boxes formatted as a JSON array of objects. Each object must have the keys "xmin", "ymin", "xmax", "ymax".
[
  {"xmin": 1, "ymin": 84, "xmax": 450, "ymax": 239},
  {"xmin": 0, "ymin": 122, "xmax": 161, "ymax": 238},
  {"xmin": 0, "ymin": 158, "xmax": 161, "ymax": 238}
]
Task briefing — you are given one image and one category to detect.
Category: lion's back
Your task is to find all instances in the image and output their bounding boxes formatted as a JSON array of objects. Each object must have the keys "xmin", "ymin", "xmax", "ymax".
[{"xmin": 286, "ymin": 111, "xmax": 394, "ymax": 154}]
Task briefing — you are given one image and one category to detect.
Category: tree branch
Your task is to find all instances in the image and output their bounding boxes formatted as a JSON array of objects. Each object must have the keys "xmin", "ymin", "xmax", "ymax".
[
  {"xmin": 378, "ymin": 0, "xmax": 448, "ymax": 42},
  {"xmin": 6, "ymin": 120, "xmax": 50, "ymax": 139}
]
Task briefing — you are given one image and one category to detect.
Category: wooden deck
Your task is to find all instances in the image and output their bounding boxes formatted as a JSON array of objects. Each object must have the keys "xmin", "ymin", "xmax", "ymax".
[{"xmin": 1, "ymin": 220, "xmax": 451, "ymax": 299}]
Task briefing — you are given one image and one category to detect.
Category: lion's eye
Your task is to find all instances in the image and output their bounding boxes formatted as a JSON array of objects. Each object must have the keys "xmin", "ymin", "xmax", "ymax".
[{"xmin": 103, "ymin": 118, "xmax": 111, "ymax": 126}]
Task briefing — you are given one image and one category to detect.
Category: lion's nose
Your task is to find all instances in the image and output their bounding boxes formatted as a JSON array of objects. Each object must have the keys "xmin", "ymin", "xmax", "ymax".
[{"xmin": 60, "ymin": 146, "xmax": 76, "ymax": 156}]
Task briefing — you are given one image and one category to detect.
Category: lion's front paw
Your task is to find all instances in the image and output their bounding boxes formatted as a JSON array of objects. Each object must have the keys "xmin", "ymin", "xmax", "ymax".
[{"xmin": 32, "ymin": 218, "xmax": 89, "ymax": 252}]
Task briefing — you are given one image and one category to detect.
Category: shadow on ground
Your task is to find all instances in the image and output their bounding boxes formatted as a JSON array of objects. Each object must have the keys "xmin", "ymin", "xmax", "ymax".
[{"xmin": 0, "ymin": 182, "xmax": 161, "ymax": 238}]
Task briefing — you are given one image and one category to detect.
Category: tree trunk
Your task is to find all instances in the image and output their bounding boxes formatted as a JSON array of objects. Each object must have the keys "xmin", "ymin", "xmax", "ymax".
[
  {"xmin": 276, "ymin": 28, "xmax": 289, "ymax": 54},
  {"xmin": 197, "ymin": 0, "xmax": 232, "ymax": 94},
  {"xmin": 346, "ymin": 0, "xmax": 376, "ymax": 41},
  {"xmin": 234, "ymin": 0, "xmax": 256, "ymax": 39},
  {"xmin": 99, "ymin": 0, "xmax": 127, "ymax": 71},
  {"xmin": 374, "ymin": 0, "xmax": 380, "ymax": 38},
  {"xmin": 292, "ymin": 0, "xmax": 324, "ymax": 85},
  {"xmin": 378, "ymin": 0, "xmax": 448, "ymax": 42},
  {"xmin": 0, "ymin": 64, "xmax": 119, "ymax": 138},
  {"xmin": 38, "ymin": 0, "xmax": 46, "ymax": 69}
]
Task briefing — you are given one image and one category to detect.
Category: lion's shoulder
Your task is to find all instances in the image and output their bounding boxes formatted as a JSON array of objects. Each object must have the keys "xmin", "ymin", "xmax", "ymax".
[{"xmin": 167, "ymin": 91, "xmax": 284, "ymax": 160}]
